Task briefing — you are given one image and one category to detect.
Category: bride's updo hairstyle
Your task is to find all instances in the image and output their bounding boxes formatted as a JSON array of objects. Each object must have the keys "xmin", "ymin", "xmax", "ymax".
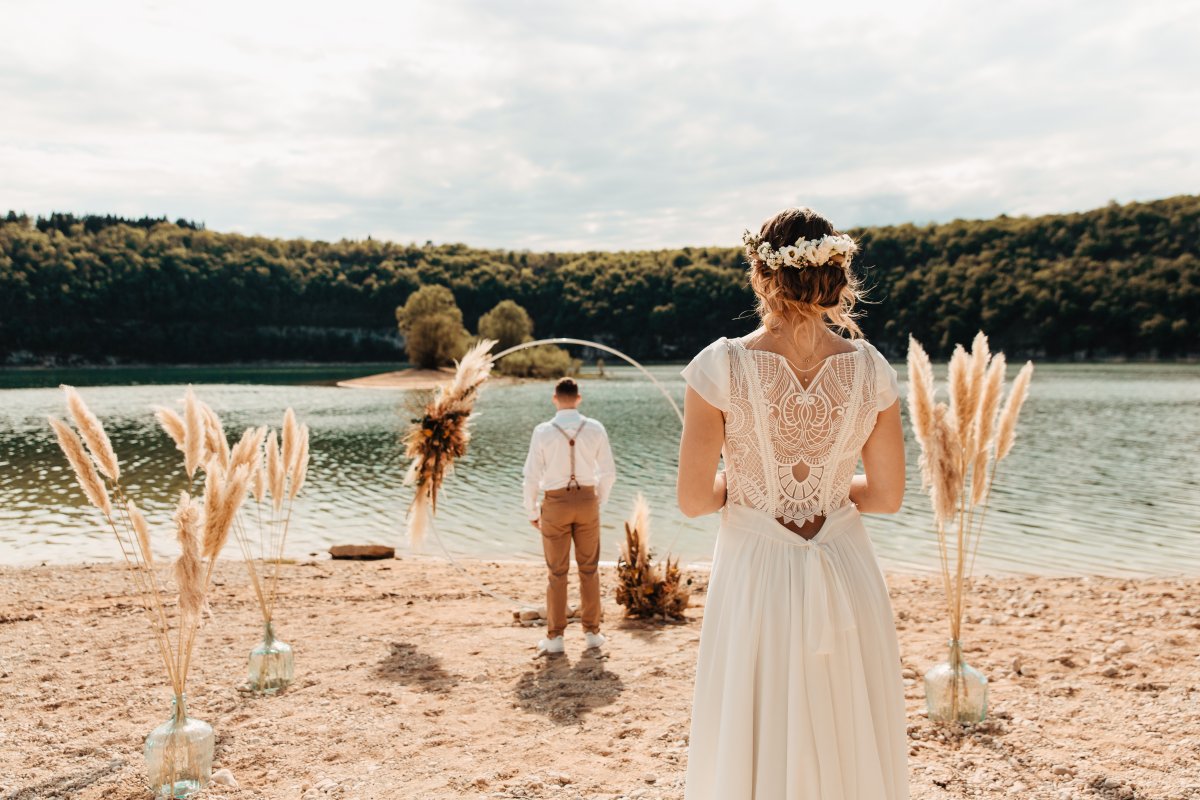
[{"xmin": 745, "ymin": 207, "xmax": 864, "ymax": 338}]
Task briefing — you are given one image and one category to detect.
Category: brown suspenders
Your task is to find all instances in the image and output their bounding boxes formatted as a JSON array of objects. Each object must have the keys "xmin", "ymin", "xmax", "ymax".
[{"xmin": 550, "ymin": 420, "xmax": 589, "ymax": 490}]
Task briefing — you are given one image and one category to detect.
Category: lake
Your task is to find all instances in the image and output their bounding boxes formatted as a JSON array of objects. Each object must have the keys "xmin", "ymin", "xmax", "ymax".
[{"xmin": 1, "ymin": 362, "xmax": 1197, "ymax": 576}]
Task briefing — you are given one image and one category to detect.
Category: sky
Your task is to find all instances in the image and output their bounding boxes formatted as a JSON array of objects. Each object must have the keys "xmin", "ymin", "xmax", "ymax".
[{"xmin": 3, "ymin": 0, "xmax": 1198, "ymax": 251}]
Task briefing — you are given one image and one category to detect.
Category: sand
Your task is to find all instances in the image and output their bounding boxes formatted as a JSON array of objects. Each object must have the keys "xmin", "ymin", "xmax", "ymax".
[{"xmin": 1, "ymin": 558, "xmax": 1197, "ymax": 800}]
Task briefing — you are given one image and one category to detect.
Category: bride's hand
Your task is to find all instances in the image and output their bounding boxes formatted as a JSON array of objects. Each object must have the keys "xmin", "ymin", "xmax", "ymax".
[{"xmin": 529, "ymin": 518, "xmax": 541, "ymax": 531}]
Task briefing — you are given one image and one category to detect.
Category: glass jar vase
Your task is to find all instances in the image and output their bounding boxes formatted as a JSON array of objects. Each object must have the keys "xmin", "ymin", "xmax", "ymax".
[
  {"xmin": 924, "ymin": 639, "xmax": 988, "ymax": 723},
  {"xmin": 144, "ymin": 694, "xmax": 213, "ymax": 798},
  {"xmin": 247, "ymin": 621, "xmax": 294, "ymax": 694}
]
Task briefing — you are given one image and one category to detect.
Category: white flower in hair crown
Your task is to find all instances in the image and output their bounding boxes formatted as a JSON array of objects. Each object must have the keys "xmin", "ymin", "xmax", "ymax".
[{"xmin": 741, "ymin": 229, "xmax": 858, "ymax": 270}]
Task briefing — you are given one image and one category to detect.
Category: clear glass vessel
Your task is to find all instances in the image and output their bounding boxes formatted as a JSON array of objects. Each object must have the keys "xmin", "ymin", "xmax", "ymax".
[
  {"xmin": 144, "ymin": 694, "xmax": 213, "ymax": 798},
  {"xmin": 924, "ymin": 639, "xmax": 988, "ymax": 723},
  {"xmin": 247, "ymin": 621, "xmax": 294, "ymax": 694}
]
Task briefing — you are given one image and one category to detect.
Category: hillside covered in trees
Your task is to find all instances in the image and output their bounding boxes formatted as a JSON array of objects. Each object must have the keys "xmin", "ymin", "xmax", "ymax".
[{"xmin": 1, "ymin": 195, "xmax": 1197, "ymax": 365}]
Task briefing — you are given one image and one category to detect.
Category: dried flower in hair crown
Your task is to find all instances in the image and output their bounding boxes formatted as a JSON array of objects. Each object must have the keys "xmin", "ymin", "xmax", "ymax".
[{"xmin": 742, "ymin": 229, "xmax": 858, "ymax": 271}]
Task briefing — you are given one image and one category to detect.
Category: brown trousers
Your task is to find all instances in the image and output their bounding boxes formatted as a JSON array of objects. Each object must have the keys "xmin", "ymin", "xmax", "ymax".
[{"xmin": 539, "ymin": 485, "xmax": 602, "ymax": 638}]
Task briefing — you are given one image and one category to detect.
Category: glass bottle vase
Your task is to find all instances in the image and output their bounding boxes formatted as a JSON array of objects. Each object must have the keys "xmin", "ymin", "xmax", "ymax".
[
  {"xmin": 247, "ymin": 621, "xmax": 294, "ymax": 694},
  {"xmin": 924, "ymin": 639, "xmax": 988, "ymax": 723},
  {"xmin": 144, "ymin": 694, "xmax": 213, "ymax": 799}
]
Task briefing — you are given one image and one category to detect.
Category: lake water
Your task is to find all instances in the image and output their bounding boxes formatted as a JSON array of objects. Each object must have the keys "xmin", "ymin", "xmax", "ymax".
[{"xmin": 1, "ymin": 362, "xmax": 1197, "ymax": 576}]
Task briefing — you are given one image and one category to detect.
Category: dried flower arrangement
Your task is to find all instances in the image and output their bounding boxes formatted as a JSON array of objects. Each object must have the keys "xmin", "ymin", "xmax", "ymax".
[
  {"xmin": 614, "ymin": 495, "xmax": 691, "ymax": 621},
  {"xmin": 402, "ymin": 339, "xmax": 496, "ymax": 549},
  {"xmin": 907, "ymin": 332, "xmax": 1034, "ymax": 721}
]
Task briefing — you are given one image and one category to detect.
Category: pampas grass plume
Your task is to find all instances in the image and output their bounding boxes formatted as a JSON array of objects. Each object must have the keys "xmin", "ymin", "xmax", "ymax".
[
  {"xmin": 252, "ymin": 459, "xmax": 266, "ymax": 504},
  {"xmin": 947, "ymin": 345, "xmax": 973, "ymax": 444},
  {"xmin": 449, "ymin": 339, "xmax": 496, "ymax": 399},
  {"xmin": 230, "ymin": 426, "xmax": 265, "ymax": 473},
  {"xmin": 623, "ymin": 493, "xmax": 651, "ymax": 568},
  {"xmin": 929, "ymin": 403, "xmax": 962, "ymax": 526},
  {"xmin": 407, "ymin": 492, "xmax": 430, "ymax": 551},
  {"xmin": 127, "ymin": 499, "xmax": 154, "ymax": 565},
  {"xmin": 202, "ymin": 404, "xmax": 230, "ymax": 468},
  {"xmin": 970, "ymin": 354, "xmax": 1007, "ymax": 505},
  {"xmin": 62, "ymin": 385, "xmax": 120, "ymax": 482},
  {"xmin": 288, "ymin": 424, "xmax": 310, "ymax": 500},
  {"xmin": 49, "ymin": 416, "xmax": 113, "ymax": 518},
  {"xmin": 173, "ymin": 492, "xmax": 203, "ymax": 620},
  {"xmin": 967, "ymin": 332, "xmax": 990, "ymax": 428},
  {"xmin": 995, "ymin": 361, "xmax": 1034, "ymax": 461},
  {"xmin": 203, "ymin": 464, "xmax": 248, "ymax": 560},
  {"xmin": 282, "ymin": 409, "xmax": 300, "ymax": 473},
  {"xmin": 266, "ymin": 429, "xmax": 284, "ymax": 512},
  {"xmin": 154, "ymin": 406, "xmax": 186, "ymax": 450},
  {"xmin": 183, "ymin": 387, "xmax": 204, "ymax": 479},
  {"xmin": 905, "ymin": 337, "xmax": 936, "ymax": 454}
]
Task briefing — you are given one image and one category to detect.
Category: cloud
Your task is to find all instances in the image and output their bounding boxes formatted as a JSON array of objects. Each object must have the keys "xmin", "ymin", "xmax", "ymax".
[{"xmin": 1, "ymin": 0, "xmax": 1197, "ymax": 249}]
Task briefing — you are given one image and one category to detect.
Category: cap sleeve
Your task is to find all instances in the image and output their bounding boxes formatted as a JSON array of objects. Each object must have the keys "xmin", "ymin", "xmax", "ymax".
[
  {"xmin": 681, "ymin": 338, "xmax": 731, "ymax": 412},
  {"xmin": 864, "ymin": 341, "xmax": 900, "ymax": 411}
]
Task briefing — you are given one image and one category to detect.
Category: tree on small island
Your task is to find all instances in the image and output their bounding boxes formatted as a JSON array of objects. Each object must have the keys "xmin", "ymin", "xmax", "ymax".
[
  {"xmin": 395, "ymin": 285, "xmax": 470, "ymax": 369},
  {"xmin": 478, "ymin": 299, "xmax": 579, "ymax": 378},
  {"xmin": 478, "ymin": 299, "xmax": 533, "ymax": 351}
]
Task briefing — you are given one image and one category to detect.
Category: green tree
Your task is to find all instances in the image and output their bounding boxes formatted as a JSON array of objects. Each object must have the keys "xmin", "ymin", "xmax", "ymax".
[
  {"xmin": 395, "ymin": 285, "xmax": 469, "ymax": 369},
  {"xmin": 478, "ymin": 299, "xmax": 534, "ymax": 351},
  {"xmin": 500, "ymin": 345, "xmax": 580, "ymax": 378}
]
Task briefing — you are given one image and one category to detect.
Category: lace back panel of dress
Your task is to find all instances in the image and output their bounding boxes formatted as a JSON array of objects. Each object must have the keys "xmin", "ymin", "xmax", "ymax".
[{"xmin": 724, "ymin": 342, "xmax": 881, "ymax": 527}]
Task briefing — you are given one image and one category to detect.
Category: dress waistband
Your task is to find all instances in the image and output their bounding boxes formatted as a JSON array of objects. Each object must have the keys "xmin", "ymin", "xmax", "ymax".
[
  {"xmin": 720, "ymin": 501, "xmax": 861, "ymax": 656},
  {"xmin": 721, "ymin": 501, "xmax": 861, "ymax": 547}
]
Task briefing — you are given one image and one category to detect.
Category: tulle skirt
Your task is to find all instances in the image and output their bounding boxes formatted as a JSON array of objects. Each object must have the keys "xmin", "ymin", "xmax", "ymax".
[{"xmin": 684, "ymin": 502, "xmax": 909, "ymax": 799}]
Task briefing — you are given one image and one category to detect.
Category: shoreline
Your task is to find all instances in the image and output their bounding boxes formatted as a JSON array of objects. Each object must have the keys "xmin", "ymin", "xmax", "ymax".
[
  {"xmin": 3, "ymin": 551, "xmax": 1198, "ymax": 580},
  {"xmin": 1, "ymin": 559, "xmax": 1196, "ymax": 798}
]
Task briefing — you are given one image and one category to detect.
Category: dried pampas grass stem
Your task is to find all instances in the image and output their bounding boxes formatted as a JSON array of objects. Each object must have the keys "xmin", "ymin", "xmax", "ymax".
[
  {"xmin": 183, "ymin": 387, "xmax": 204, "ymax": 480},
  {"xmin": 63, "ymin": 385, "xmax": 120, "ymax": 482},
  {"xmin": 49, "ymin": 416, "xmax": 113, "ymax": 518}
]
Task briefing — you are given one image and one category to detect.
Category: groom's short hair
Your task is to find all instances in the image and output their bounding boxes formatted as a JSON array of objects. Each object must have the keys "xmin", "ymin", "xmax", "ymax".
[{"xmin": 554, "ymin": 378, "xmax": 579, "ymax": 398}]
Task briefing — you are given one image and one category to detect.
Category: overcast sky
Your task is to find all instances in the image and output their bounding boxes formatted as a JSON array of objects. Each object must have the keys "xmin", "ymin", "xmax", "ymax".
[{"xmin": 3, "ymin": 0, "xmax": 1198, "ymax": 250}]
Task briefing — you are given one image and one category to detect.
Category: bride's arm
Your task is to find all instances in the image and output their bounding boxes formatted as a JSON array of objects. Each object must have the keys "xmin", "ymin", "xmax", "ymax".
[
  {"xmin": 850, "ymin": 400, "xmax": 905, "ymax": 514},
  {"xmin": 677, "ymin": 386, "xmax": 727, "ymax": 517}
]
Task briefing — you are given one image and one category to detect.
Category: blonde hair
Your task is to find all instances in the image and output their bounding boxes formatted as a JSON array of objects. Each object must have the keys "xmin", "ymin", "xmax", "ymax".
[{"xmin": 746, "ymin": 207, "xmax": 864, "ymax": 338}]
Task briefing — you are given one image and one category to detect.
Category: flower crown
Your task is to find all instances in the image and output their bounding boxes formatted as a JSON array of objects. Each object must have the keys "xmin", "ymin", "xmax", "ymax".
[{"xmin": 741, "ymin": 229, "xmax": 858, "ymax": 271}]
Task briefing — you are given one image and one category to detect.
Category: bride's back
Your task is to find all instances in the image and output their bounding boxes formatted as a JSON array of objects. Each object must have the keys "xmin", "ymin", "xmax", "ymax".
[{"xmin": 683, "ymin": 331, "xmax": 897, "ymax": 534}]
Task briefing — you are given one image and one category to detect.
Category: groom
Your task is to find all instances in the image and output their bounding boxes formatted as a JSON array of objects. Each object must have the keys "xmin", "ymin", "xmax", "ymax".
[{"xmin": 522, "ymin": 377, "xmax": 616, "ymax": 655}]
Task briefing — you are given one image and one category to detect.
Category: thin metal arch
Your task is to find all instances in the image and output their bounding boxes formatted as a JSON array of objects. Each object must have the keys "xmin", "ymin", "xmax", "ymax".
[{"xmin": 491, "ymin": 338, "xmax": 684, "ymax": 425}]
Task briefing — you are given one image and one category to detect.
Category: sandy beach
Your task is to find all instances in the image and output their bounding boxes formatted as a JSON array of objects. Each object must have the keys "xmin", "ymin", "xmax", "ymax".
[{"xmin": 1, "ymin": 558, "xmax": 1197, "ymax": 800}]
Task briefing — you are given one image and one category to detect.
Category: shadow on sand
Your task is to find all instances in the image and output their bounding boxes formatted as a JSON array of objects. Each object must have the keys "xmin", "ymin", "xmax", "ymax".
[
  {"xmin": 513, "ymin": 651, "xmax": 624, "ymax": 724},
  {"xmin": 375, "ymin": 641, "xmax": 459, "ymax": 693}
]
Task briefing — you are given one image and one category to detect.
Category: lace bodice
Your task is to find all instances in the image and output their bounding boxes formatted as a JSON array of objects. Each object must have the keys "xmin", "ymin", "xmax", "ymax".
[{"xmin": 682, "ymin": 336, "xmax": 899, "ymax": 528}]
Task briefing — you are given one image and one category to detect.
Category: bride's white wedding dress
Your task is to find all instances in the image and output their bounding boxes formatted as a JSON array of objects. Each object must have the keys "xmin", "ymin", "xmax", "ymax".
[{"xmin": 682, "ymin": 336, "xmax": 909, "ymax": 799}]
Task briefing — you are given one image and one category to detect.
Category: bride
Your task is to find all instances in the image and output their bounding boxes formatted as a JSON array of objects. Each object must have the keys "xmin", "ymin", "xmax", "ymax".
[{"xmin": 677, "ymin": 207, "xmax": 909, "ymax": 798}]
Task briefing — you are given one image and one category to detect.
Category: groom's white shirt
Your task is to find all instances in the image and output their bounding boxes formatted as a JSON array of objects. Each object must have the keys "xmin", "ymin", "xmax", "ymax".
[{"xmin": 522, "ymin": 409, "xmax": 617, "ymax": 521}]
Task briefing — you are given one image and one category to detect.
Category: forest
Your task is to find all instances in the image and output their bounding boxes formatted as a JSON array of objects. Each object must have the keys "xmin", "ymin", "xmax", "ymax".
[{"xmin": 1, "ymin": 195, "xmax": 1197, "ymax": 365}]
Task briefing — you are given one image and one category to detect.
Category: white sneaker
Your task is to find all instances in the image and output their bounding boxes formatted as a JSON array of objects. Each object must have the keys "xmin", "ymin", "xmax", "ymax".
[
  {"xmin": 585, "ymin": 632, "xmax": 606, "ymax": 650},
  {"xmin": 537, "ymin": 636, "xmax": 564, "ymax": 654}
]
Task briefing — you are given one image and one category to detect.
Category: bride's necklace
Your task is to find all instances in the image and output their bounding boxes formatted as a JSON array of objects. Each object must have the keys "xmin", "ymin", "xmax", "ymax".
[{"xmin": 771, "ymin": 328, "xmax": 830, "ymax": 372}]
